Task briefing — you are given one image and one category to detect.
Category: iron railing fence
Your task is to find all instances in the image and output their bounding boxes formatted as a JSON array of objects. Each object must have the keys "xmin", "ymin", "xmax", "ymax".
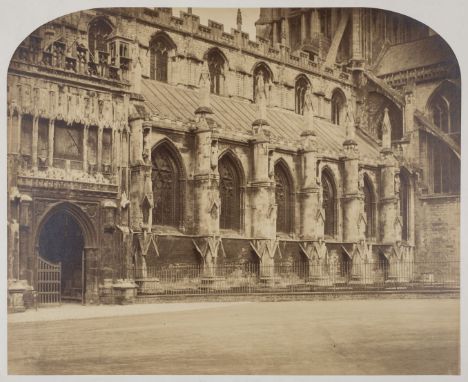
[{"xmin": 127, "ymin": 260, "xmax": 460, "ymax": 296}]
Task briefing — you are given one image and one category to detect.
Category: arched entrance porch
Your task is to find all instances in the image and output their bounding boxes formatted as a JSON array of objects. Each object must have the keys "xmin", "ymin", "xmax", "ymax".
[{"xmin": 35, "ymin": 202, "xmax": 98, "ymax": 305}]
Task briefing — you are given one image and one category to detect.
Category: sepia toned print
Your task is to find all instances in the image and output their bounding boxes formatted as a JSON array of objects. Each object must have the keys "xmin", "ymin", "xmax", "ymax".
[{"xmin": 7, "ymin": 7, "xmax": 460, "ymax": 375}]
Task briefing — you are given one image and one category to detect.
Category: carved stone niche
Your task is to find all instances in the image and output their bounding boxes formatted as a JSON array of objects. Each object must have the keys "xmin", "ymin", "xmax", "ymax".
[
  {"xmin": 19, "ymin": 194, "xmax": 33, "ymax": 228},
  {"xmin": 102, "ymin": 200, "xmax": 117, "ymax": 232}
]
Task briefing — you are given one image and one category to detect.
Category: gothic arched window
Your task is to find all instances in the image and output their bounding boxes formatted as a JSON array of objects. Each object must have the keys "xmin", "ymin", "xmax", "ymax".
[
  {"xmin": 219, "ymin": 154, "xmax": 242, "ymax": 230},
  {"xmin": 295, "ymin": 76, "xmax": 309, "ymax": 115},
  {"xmin": 431, "ymin": 97, "xmax": 449, "ymax": 133},
  {"xmin": 363, "ymin": 175, "xmax": 376, "ymax": 239},
  {"xmin": 88, "ymin": 18, "xmax": 113, "ymax": 57},
  {"xmin": 399, "ymin": 170, "xmax": 410, "ymax": 242},
  {"xmin": 275, "ymin": 162, "xmax": 294, "ymax": 234},
  {"xmin": 151, "ymin": 144, "xmax": 181, "ymax": 227},
  {"xmin": 322, "ymin": 169, "xmax": 337, "ymax": 237},
  {"xmin": 430, "ymin": 137, "xmax": 460, "ymax": 195},
  {"xmin": 428, "ymin": 82, "xmax": 461, "ymax": 144},
  {"xmin": 150, "ymin": 34, "xmax": 176, "ymax": 83},
  {"xmin": 253, "ymin": 63, "xmax": 272, "ymax": 103},
  {"xmin": 207, "ymin": 49, "xmax": 225, "ymax": 95},
  {"xmin": 331, "ymin": 89, "xmax": 346, "ymax": 125}
]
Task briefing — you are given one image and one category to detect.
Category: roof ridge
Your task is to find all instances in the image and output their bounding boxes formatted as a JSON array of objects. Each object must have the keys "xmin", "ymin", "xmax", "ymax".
[{"xmin": 385, "ymin": 34, "xmax": 442, "ymax": 48}]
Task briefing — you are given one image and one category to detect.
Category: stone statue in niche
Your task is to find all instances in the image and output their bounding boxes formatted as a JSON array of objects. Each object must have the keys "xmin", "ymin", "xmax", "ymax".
[
  {"xmin": 304, "ymin": 84, "xmax": 313, "ymax": 113},
  {"xmin": 142, "ymin": 127, "xmax": 151, "ymax": 163},
  {"xmin": 268, "ymin": 150, "xmax": 274, "ymax": 179},
  {"xmin": 394, "ymin": 174, "xmax": 400, "ymax": 194},
  {"xmin": 210, "ymin": 140, "xmax": 218, "ymax": 171},
  {"xmin": 8, "ymin": 219, "xmax": 19, "ymax": 280},
  {"xmin": 255, "ymin": 72, "xmax": 266, "ymax": 100},
  {"xmin": 358, "ymin": 171, "xmax": 365, "ymax": 191},
  {"xmin": 98, "ymin": 99, "xmax": 104, "ymax": 117}
]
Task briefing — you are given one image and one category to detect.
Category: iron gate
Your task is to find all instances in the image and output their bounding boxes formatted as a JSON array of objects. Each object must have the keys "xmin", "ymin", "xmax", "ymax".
[{"xmin": 37, "ymin": 256, "xmax": 61, "ymax": 305}]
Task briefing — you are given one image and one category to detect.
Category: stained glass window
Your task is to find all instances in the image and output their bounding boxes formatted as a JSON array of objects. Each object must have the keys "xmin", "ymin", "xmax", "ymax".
[
  {"xmin": 150, "ymin": 34, "xmax": 175, "ymax": 83},
  {"xmin": 207, "ymin": 49, "xmax": 225, "ymax": 95},
  {"xmin": 275, "ymin": 163, "xmax": 293, "ymax": 233},
  {"xmin": 219, "ymin": 155, "xmax": 241, "ymax": 230},
  {"xmin": 88, "ymin": 18, "xmax": 113, "ymax": 57},
  {"xmin": 151, "ymin": 145, "xmax": 180, "ymax": 227},
  {"xmin": 322, "ymin": 170, "xmax": 336, "ymax": 237},
  {"xmin": 363, "ymin": 176, "xmax": 375, "ymax": 238}
]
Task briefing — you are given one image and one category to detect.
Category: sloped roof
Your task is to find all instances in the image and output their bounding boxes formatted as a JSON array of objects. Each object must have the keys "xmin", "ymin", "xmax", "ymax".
[
  {"xmin": 414, "ymin": 110, "xmax": 460, "ymax": 159},
  {"xmin": 374, "ymin": 35, "xmax": 456, "ymax": 76},
  {"xmin": 142, "ymin": 79, "xmax": 381, "ymax": 161}
]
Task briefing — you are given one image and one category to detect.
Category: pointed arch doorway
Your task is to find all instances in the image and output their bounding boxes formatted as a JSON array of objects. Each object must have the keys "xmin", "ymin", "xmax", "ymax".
[
  {"xmin": 38, "ymin": 210, "xmax": 84, "ymax": 303},
  {"xmin": 35, "ymin": 202, "xmax": 98, "ymax": 305}
]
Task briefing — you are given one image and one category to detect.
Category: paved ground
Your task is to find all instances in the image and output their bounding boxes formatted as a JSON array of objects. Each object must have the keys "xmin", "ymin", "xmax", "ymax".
[
  {"xmin": 8, "ymin": 298, "xmax": 459, "ymax": 375},
  {"xmin": 8, "ymin": 301, "xmax": 250, "ymax": 323}
]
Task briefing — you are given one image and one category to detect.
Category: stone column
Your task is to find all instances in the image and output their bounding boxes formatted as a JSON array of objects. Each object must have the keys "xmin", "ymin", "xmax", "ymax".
[
  {"xmin": 342, "ymin": 103, "xmax": 363, "ymax": 243},
  {"xmin": 129, "ymin": 115, "xmax": 144, "ymax": 165},
  {"xmin": 300, "ymin": 132, "xmax": 320, "ymax": 239},
  {"xmin": 114, "ymin": 129, "xmax": 121, "ymax": 172},
  {"xmin": 9, "ymin": 110, "xmax": 21, "ymax": 154},
  {"xmin": 251, "ymin": 128, "xmax": 274, "ymax": 239},
  {"xmin": 84, "ymin": 247, "xmax": 100, "ymax": 304},
  {"xmin": 128, "ymin": 110, "xmax": 146, "ymax": 231},
  {"xmin": 273, "ymin": 21, "xmax": 279, "ymax": 44},
  {"xmin": 97, "ymin": 125, "xmax": 103, "ymax": 172},
  {"xmin": 250, "ymin": 118, "xmax": 276, "ymax": 281},
  {"xmin": 193, "ymin": 118, "xmax": 219, "ymax": 237},
  {"xmin": 31, "ymin": 115, "xmax": 38, "ymax": 169},
  {"xmin": 310, "ymin": 10, "xmax": 320, "ymax": 37},
  {"xmin": 351, "ymin": 8, "xmax": 363, "ymax": 61},
  {"xmin": 404, "ymin": 88, "xmax": 418, "ymax": 166},
  {"xmin": 380, "ymin": 109, "xmax": 400, "ymax": 244},
  {"xmin": 380, "ymin": 161, "xmax": 399, "ymax": 244},
  {"xmin": 281, "ymin": 17, "xmax": 290, "ymax": 46},
  {"xmin": 16, "ymin": 114, "xmax": 22, "ymax": 154},
  {"xmin": 342, "ymin": 144, "xmax": 362, "ymax": 242},
  {"xmin": 7, "ymin": 109, "xmax": 13, "ymax": 154},
  {"xmin": 48, "ymin": 119, "xmax": 54, "ymax": 167},
  {"xmin": 301, "ymin": 12, "xmax": 307, "ymax": 42},
  {"xmin": 300, "ymin": 87, "xmax": 321, "ymax": 240},
  {"xmin": 82, "ymin": 125, "xmax": 88, "ymax": 172},
  {"xmin": 193, "ymin": 65, "xmax": 223, "ymax": 280},
  {"xmin": 341, "ymin": 102, "xmax": 375, "ymax": 283}
]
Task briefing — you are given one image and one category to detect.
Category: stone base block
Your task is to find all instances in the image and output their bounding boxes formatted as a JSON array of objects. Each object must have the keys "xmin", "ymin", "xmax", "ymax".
[
  {"xmin": 307, "ymin": 276, "xmax": 333, "ymax": 286},
  {"xmin": 200, "ymin": 275, "xmax": 225, "ymax": 286},
  {"xmin": 8, "ymin": 279, "xmax": 31, "ymax": 313},
  {"xmin": 259, "ymin": 275, "xmax": 275, "ymax": 286},
  {"xmin": 113, "ymin": 279, "xmax": 138, "ymax": 304},
  {"xmin": 135, "ymin": 278, "xmax": 161, "ymax": 295},
  {"xmin": 349, "ymin": 276, "xmax": 375, "ymax": 285}
]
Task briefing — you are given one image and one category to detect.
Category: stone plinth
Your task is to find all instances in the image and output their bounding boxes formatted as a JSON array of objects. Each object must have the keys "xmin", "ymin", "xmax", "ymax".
[
  {"xmin": 135, "ymin": 277, "xmax": 161, "ymax": 295},
  {"xmin": 387, "ymin": 259, "xmax": 412, "ymax": 283},
  {"xmin": 308, "ymin": 262, "xmax": 332, "ymax": 286},
  {"xmin": 112, "ymin": 279, "xmax": 138, "ymax": 304},
  {"xmin": 349, "ymin": 262, "xmax": 374, "ymax": 285},
  {"xmin": 8, "ymin": 279, "xmax": 30, "ymax": 313},
  {"xmin": 200, "ymin": 275, "xmax": 226, "ymax": 290}
]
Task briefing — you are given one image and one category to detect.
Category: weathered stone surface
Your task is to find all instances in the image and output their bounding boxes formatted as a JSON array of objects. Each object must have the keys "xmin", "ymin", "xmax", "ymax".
[{"xmin": 6, "ymin": 7, "xmax": 459, "ymax": 306}]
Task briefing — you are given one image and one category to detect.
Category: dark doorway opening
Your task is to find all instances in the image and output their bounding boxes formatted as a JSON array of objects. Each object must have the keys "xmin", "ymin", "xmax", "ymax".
[
  {"xmin": 38, "ymin": 210, "xmax": 85, "ymax": 303},
  {"xmin": 377, "ymin": 252, "xmax": 390, "ymax": 281}
]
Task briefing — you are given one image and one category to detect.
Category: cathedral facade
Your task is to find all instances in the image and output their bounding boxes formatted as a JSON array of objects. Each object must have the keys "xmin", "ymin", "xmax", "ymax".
[{"xmin": 7, "ymin": 7, "xmax": 460, "ymax": 307}]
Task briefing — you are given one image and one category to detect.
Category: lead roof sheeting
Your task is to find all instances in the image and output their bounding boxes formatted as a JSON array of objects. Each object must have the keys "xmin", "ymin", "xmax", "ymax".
[
  {"xmin": 142, "ymin": 79, "xmax": 381, "ymax": 160},
  {"xmin": 374, "ymin": 35, "xmax": 456, "ymax": 76}
]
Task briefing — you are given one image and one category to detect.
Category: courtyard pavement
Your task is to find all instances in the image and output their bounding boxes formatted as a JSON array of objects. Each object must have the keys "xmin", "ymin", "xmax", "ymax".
[
  {"xmin": 8, "ymin": 301, "xmax": 250, "ymax": 323},
  {"xmin": 8, "ymin": 298, "xmax": 460, "ymax": 375}
]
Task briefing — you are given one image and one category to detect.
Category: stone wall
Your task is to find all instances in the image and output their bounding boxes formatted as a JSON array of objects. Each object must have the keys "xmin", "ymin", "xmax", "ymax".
[{"xmin": 415, "ymin": 195, "xmax": 460, "ymax": 263}]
